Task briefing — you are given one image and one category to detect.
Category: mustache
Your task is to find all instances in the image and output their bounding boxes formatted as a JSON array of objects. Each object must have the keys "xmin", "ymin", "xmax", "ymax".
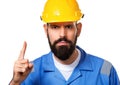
[{"xmin": 54, "ymin": 37, "xmax": 72, "ymax": 45}]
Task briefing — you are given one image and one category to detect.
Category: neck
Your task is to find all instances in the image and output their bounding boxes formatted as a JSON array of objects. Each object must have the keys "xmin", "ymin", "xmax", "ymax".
[{"xmin": 54, "ymin": 48, "xmax": 78, "ymax": 65}]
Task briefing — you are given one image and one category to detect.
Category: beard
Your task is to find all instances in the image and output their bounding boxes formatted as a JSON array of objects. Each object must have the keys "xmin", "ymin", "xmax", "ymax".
[{"xmin": 48, "ymin": 35, "xmax": 77, "ymax": 61}]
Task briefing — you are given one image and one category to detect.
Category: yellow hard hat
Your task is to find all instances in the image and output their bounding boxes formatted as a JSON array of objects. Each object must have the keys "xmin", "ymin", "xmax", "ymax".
[{"xmin": 41, "ymin": 0, "xmax": 83, "ymax": 23}]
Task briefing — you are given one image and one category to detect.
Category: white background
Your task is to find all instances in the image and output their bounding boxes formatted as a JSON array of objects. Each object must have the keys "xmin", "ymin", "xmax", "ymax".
[{"xmin": 0, "ymin": 0, "xmax": 120, "ymax": 84}]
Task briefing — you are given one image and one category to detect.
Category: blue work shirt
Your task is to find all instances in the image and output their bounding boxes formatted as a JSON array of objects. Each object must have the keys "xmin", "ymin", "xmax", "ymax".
[{"xmin": 21, "ymin": 46, "xmax": 120, "ymax": 85}]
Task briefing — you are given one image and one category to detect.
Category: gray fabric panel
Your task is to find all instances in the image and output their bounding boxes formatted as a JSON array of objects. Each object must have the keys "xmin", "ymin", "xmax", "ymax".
[{"xmin": 101, "ymin": 60, "xmax": 112, "ymax": 76}]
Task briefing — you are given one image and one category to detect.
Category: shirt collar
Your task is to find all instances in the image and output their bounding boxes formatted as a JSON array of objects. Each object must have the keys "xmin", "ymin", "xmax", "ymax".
[{"xmin": 76, "ymin": 46, "xmax": 93, "ymax": 71}]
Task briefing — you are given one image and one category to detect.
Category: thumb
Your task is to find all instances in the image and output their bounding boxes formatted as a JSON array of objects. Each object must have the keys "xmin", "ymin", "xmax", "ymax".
[{"xmin": 28, "ymin": 62, "xmax": 33, "ymax": 71}]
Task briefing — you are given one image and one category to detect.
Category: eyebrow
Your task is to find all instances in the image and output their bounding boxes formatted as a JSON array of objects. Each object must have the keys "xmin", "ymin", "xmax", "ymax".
[
  {"xmin": 47, "ymin": 24, "xmax": 59, "ymax": 27},
  {"xmin": 47, "ymin": 22, "xmax": 77, "ymax": 27}
]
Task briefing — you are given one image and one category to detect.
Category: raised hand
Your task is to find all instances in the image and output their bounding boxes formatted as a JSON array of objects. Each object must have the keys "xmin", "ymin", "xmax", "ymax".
[{"xmin": 10, "ymin": 41, "xmax": 33, "ymax": 85}]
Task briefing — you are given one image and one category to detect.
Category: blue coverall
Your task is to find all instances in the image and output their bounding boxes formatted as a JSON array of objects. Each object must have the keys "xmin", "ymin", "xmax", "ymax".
[{"xmin": 21, "ymin": 46, "xmax": 120, "ymax": 85}]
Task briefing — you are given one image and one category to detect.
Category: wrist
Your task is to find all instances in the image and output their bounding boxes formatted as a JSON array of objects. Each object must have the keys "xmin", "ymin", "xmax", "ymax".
[{"xmin": 9, "ymin": 80, "xmax": 20, "ymax": 85}]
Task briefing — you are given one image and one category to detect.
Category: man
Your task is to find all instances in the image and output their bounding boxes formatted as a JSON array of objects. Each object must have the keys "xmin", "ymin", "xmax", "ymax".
[{"xmin": 10, "ymin": 0, "xmax": 120, "ymax": 85}]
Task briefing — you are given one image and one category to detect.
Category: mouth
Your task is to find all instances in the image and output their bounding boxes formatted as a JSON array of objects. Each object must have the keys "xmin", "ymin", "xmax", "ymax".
[{"xmin": 57, "ymin": 41, "xmax": 69, "ymax": 46}]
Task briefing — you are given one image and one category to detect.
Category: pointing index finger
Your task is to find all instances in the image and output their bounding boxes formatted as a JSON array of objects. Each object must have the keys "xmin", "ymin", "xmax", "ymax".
[{"xmin": 18, "ymin": 41, "xmax": 27, "ymax": 60}]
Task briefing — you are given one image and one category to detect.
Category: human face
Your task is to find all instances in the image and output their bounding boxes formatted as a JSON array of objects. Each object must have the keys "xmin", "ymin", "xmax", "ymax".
[{"xmin": 44, "ymin": 22, "xmax": 82, "ymax": 60}]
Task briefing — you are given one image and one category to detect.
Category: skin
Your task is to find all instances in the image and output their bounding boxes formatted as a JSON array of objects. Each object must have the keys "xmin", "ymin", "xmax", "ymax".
[{"xmin": 9, "ymin": 22, "xmax": 82, "ymax": 85}]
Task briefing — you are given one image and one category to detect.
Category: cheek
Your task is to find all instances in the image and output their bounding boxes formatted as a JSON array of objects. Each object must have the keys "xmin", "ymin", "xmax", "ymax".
[
  {"xmin": 68, "ymin": 30, "xmax": 77, "ymax": 41},
  {"xmin": 73, "ymin": 29, "xmax": 78, "ymax": 40},
  {"xmin": 47, "ymin": 31, "xmax": 57, "ymax": 44}
]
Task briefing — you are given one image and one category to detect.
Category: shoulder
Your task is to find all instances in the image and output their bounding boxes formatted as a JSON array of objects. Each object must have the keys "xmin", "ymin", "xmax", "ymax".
[
  {"xmin": 87, "ymin": 53, "xmax": 111, "ymax": 67},
  {"xmin": 30, "ymin": 52, "xmax": 52, "ymax": 72},
  {"xmin": 33, "ymin": 52, "xmax": 52, "ymax": 64},
  {"xmin": 77, "ymin": 46, "xmax": 111, "ymax": 66},
  {"xmin": 77, "ymin": 46, "xmax": 113, "ymax": 75},
  {"xmin": 88, "ymin": 54, "xmax": 112, "ymax": 75}
]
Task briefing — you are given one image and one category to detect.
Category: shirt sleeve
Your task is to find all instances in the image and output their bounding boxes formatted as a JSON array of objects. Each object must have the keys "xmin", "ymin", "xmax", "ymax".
[{"xmin": 109, "ymin": 66, "xmax": 120, "ymax": 85}]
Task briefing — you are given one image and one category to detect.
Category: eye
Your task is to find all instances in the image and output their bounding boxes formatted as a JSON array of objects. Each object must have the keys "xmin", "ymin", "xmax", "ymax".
[
  {"xmin": 50, "ymin": 25, "xmax": 59, "ymax": 29},
  {"xmin": 65, "ymin": 25, "xmax": 73, "ymax": 29}
]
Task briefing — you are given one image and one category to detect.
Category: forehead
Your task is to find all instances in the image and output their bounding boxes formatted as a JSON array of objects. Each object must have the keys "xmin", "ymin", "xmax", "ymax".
[{"xmin": 48, "ymin": 22, "xmax": 76, "ymax": 26}]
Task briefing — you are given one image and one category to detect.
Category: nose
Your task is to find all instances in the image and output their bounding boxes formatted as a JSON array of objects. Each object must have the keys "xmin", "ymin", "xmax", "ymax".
[{"xmin": 59, "ymin": 27, "xmax": 66, "ymax": 38}]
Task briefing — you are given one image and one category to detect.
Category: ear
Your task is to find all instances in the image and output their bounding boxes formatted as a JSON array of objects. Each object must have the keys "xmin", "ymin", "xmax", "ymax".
[
  {"xmin": 76, "ymin": 22, "xmax": 82, "ymax": 37},
  {"xmin": 43, "ymin": 24, "xmax": 48, "ymax": 36}
]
